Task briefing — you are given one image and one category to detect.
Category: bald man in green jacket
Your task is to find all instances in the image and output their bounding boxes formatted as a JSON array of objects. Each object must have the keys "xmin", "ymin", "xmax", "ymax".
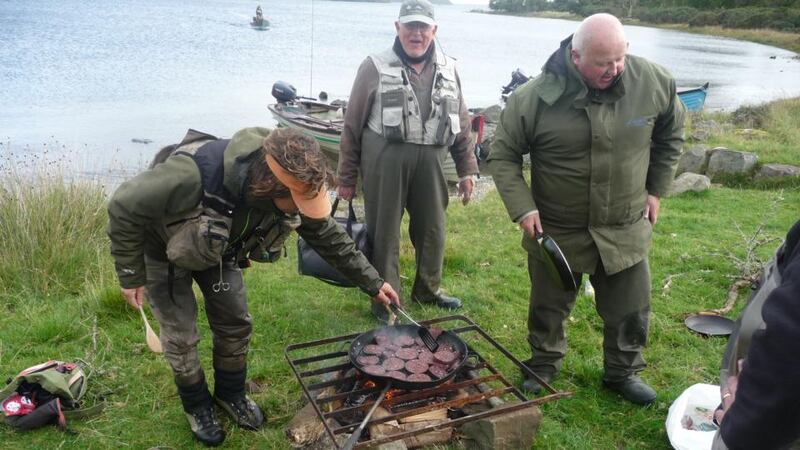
[{"xmin": 489, "ymin": 13, "xmax": 684, "ymax": 405}]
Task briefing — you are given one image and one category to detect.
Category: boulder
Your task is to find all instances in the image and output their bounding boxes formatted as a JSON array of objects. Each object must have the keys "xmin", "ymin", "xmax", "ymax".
[
  {"xmin": 676, "ymin": 145, "xmax": 709, "ymax": 176},
  {"xmin": 668, "ymin": 172, "xmax": 711, "ymax": 196},
  {"xmin": 706, "ymin": 148, "xmax": 758, "ymax": 179},
  {"xmin": 460, "ymin": 405, "xmax": 542, "ymax": 450},
  {"xmin": 754, "ymin": 163, "xmax": 800, "ymax": 180}
]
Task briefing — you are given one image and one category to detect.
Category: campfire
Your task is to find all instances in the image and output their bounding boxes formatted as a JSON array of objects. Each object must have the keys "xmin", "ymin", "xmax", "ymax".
[{"xmin": 285, "ymin": 315, "xmax": 570, "ymax": 449}]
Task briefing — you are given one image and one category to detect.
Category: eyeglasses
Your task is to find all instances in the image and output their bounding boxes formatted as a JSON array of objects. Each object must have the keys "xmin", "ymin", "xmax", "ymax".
[{"xmin": 402, "ymin": 22, "xmax": 433, "ymax": 33}]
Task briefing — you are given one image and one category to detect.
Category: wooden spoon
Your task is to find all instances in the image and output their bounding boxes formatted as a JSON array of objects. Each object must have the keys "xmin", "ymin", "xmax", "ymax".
[{"xmin": 139, "ymin": 305, "xmax": 163, "ymax": 353}]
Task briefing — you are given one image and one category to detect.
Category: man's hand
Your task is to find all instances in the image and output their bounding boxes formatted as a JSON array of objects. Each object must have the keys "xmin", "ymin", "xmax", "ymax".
[
  {"xmin": 371, "ymin": 282, "xmax": 400, "ymax": 307},
  {"xmin": 644, "ymin": 194, "xmax": 660, "ymax": 225},
  {"xmin": 714, "ymin": 359, "xmax": 743, "ymax": 425},
  {"xmin": 714, "ymin": 374, "xmax": 739, "ymax": 425},
  {"xmin": 338, "ymin": 185, "xmax": 356, "ymax": 201},
  {"xmin": 458, "ymin": 177, "xmax": 475, "ymax": 205},
  {"xmin": 519, "ymin": 212, "xmax": 542, "ymax": 238},
  {"xmin": 122, "ymin": 286, "xmax": 146, "ymax": 309}
]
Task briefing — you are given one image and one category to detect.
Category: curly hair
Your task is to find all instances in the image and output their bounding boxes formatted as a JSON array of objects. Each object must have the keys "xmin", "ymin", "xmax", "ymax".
[{"xmin": 249, "ymin": 128, "xmax": 334, "ymax": 200}]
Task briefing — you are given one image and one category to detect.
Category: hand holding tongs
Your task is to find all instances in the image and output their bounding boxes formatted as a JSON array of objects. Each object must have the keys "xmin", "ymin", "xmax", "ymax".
[{"xmin": 390, "ymin": 304, "xmax": 439, "ymax": 352}]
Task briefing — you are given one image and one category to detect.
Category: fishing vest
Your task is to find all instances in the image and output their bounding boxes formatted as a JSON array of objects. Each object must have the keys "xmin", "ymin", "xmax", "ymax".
[{"xmin": 366, "ymin": 47, "xmax": 461, "ymax": 147}]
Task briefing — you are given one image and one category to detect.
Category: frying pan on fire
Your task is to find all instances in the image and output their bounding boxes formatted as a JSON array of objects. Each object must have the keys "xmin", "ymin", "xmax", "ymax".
[{"xmin": 348, "ymin": 324, "xmax": 469, "ymax": 390}]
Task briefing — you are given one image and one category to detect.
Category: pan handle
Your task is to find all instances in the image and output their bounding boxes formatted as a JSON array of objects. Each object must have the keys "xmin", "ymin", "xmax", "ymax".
[{"xmin": 341, "ymin": 382, "xmax": 392, "ymax": 450}]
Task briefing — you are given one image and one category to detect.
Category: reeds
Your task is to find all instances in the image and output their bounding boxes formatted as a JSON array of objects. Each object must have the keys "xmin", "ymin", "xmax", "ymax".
[{"xmin": 0, "ymin": 149, "xmax": 111, "ymax": 304}]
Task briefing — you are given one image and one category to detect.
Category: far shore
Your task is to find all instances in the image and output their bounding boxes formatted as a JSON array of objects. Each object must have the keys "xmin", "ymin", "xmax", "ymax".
[{"xmin": 470, "ymin": 9, "xmax": 800, "ymax": 53}]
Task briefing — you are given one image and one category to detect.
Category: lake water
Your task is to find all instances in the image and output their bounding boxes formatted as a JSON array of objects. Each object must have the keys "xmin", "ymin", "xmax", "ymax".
[{"xmin": 1, "ymin": 0, "xmax": 798, "ymax": 176}]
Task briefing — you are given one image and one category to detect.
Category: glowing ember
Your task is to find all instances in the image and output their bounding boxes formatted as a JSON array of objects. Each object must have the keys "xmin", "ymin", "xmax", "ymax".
[{"xmin": 385, "ymin": 388, "xmax": 403, "ymax": 400}]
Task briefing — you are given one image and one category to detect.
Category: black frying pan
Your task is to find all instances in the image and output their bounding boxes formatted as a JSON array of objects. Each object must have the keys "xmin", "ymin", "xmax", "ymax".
[
  {"xmin": 535, "ymin": 231, "xmax": 578, "ymax": 291},
  {"xmin": 348, "ymin": 324, "xmax": 469, "ymax": 390},
  {"xmin": 685, "ymin": 313, "xmax": 735, "ymax": 337}
]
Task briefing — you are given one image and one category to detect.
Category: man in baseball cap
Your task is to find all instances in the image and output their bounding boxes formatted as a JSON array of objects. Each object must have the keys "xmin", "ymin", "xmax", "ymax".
[{"xmin": 337, "ymin": 0, "xmax": 478, "ymax": 323}]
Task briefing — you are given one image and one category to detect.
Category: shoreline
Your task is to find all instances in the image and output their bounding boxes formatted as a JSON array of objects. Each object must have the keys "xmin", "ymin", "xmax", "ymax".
[{"xmin": 470, "ymin": 9, "xmax": 800, "ymax": 54}]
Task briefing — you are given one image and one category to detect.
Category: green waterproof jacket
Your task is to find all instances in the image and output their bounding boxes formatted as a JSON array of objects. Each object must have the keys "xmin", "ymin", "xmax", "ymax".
[
  {"xmin": 107, "ymin": 127, "xmax": 384, "ymax": 296},
  {"xmin": 488, "ymin": 36, "xmax": 685, "ymax": 275}
]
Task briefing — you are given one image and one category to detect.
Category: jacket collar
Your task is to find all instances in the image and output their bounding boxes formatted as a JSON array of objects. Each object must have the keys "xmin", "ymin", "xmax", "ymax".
[
  {"xmin": 538, "ymin": 35, "xmax": 626, "ymax": 106},
  {"xmin": 223, "ymin": 127, "xmax": 271, "ymax": 200}
]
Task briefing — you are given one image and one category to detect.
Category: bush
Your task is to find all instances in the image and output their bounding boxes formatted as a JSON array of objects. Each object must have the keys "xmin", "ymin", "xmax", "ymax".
[
  {"xmin": 579, "ymin": 3, "xmax": 625, "ymax": 18},
  {"xmin": 731, "ymin": 104, "xmax": 771, "ymax": 129},
  {"xmin": 636, "ymin": 7, "xmax": 699, "ymax": 24},
  {"xmin": 689, "ymin": 10, "xmax": 720, "ymax": 27},
  {"xmin": 718, "ymin": 7, "xmax": 798, "ymax": 29}
]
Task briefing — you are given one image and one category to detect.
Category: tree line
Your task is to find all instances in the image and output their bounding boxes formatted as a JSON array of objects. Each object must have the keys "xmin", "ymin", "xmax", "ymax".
[{"xmin": 488, "ymin": 0, "xmax": 800, "ymax": 31}]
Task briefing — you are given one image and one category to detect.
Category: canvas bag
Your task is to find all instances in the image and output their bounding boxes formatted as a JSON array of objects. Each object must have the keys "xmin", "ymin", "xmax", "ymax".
[
  {"xmin": 1, "ymin": 360, "xmax": 103, "ymax": 431},
  {"xmin": 297, "ymin": 198, "xmax": 370, "ymax": 287}
]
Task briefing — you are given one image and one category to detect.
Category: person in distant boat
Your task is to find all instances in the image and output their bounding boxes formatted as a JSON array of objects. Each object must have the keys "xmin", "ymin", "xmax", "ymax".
[
  {"xmin": 107, "ymin": 127, "xmax": 399, "ymax": 446},
  {"xmin": 337, "ymin": 0, "xmax": 478, "ymax": 323},
  {"xmin": 254, "ymin": 5, "xmax": 263, "ymax": 25},
  {"xmin": 488, "ymin": 13, "xmax": 685, "ymax": 405}
]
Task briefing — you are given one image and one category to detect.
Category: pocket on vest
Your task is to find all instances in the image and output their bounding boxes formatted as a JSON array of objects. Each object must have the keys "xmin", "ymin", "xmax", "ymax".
[
  {"xmin": 165, "ymin": 209, "xmax": 233, "ymax": 271},
  {"xmin": 381, "ymin": 88, "xmax": 406, "ymax": 143}
]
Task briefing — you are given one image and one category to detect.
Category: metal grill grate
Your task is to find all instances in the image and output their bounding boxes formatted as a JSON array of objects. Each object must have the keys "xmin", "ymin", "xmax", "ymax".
[{"xmin": 285, "ymin": 315, "xmax": 570, "ymax": 449}]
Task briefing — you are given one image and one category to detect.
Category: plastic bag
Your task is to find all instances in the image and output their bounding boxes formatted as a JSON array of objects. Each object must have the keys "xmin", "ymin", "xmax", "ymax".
[{"xmin": 666, "ymin": 383, "xmax": 720, "ymax": 450}]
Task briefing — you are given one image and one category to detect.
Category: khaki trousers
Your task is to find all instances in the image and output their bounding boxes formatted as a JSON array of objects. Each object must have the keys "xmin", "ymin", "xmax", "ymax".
[
  {"xmin": 360, "ymin": 130, "xmax": 449, "ymax": 300},
  {"xmin": 527, "ymin": 254, "xmax": 650, "ymax": 381},
  {"xmin": 144, "ymin": 256, "xmax": 252, "ymax": 386}
]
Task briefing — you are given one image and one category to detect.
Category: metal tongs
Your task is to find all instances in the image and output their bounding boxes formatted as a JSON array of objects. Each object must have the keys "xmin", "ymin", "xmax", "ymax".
[{"xmin": 390, "ymin": 304, "xmax": 439, "ymax": 352}]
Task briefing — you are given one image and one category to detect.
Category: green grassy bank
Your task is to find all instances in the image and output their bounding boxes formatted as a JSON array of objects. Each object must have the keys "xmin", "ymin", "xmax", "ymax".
[{"xmin": 1, "ymin": 100, "xmax": 798, "ymax": 448}]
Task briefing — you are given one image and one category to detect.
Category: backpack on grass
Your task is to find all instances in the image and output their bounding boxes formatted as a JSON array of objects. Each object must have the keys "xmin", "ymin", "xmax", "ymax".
[{"xmin": 1, "ymin": 360, "xmax": 103, "ymax": 431}]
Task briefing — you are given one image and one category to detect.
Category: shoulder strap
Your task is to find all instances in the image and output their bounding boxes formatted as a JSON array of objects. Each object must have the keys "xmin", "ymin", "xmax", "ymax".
[{"xmin": 183, "ymin": 139, "xmax": 236, "ymax": 217}]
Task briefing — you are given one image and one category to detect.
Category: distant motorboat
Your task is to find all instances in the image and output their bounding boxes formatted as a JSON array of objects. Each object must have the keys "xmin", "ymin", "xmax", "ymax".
[
  {"xmin": 676, "ymin": 82, "xmax": 710, "ymax": 112},
  {"xmin": 250, "ymin": 17, "xmax": 270, "ymax": 30}
]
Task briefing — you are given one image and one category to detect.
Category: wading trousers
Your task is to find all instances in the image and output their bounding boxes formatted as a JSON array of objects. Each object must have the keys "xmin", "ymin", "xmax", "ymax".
[
  {"xmin": 526, "ymin": 254, "xmax": 651, "ymax": 382},
  {"xmin": 144, "ymin": 256, "xmax": 253, "ymax": 387},
  {"xmin": 360, "ymin": 131, "xmax": 449, "ymax": 301}
]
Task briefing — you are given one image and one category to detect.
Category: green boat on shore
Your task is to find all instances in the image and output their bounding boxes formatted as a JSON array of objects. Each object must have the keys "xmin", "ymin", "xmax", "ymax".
[{"xmin": 268, "ymin": 82, "xmax": 462, "ymax": 184}]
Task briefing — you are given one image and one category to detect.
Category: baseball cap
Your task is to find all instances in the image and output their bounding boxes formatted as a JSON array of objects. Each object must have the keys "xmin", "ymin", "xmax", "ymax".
[{"xmin": 398, "ymin": 0, "xmax": 436, "ymax": 26}]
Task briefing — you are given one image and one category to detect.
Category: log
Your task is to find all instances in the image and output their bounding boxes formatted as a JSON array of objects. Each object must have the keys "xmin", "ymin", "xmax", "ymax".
[
  {"xmin": 285, "ymin": 402, "xmax": 334, "ymax": 448},
  {"xmin": 369, "ymin": 406, "xmax": 451, "ymax": 449}
]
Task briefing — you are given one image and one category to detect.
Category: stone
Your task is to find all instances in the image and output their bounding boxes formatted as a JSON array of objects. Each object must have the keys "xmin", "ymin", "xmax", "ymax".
[
  {"xmin": 754, "ymin": 163, "xmax": 800, "ymax": 180},
  {"xmin": 706, "ymin": 148, "xmax": 758, "ymax": 179},
  {"xmin": 460, "ymin": 404, "xmax": 542, "ymax": 450},
  {"xmin": 668, "ymin": 172, "xmax": 711, "ymax": 196},
  {"xmin": 690, "ymin": 119, "xmax": 721, "ymax": 142},
  {"xmin": 676, "ymin": 145, "xmax": 709, "ymax": 176}
]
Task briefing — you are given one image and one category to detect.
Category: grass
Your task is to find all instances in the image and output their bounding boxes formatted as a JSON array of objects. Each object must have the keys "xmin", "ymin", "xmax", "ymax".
[
  {"xmin": 684, "ymin": 97, "xmax": 800, "ymax": 190},
  {"xmin": 691, "ymin": 97, "xmax": 800, "ymax": 166},
  {"xmin": 1, "ymin": 106, "xmax": 798, "ymax": 448},
  {"xmin": 2, "ymin": 180, "xmax": 798, "ymax": 449}
]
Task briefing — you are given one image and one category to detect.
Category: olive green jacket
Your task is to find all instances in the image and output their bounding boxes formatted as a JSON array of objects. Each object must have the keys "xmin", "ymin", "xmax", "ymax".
[
  {"xmin": 488, "ymin": 37, "xmax": 685, "ymax": 275},
  {"xmin": 107, "ymin": 127, "xmax": 383, "ymax": 296}
]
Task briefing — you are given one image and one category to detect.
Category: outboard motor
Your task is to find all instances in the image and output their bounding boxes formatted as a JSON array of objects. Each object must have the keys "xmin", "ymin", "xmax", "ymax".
[
  {"xmin": 272, "ymin": 81, "xmax": 297, "ymax": 103},
  {"xmin": 501, "ymin": 69, "xmax": 531, "ymax": 102}
]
